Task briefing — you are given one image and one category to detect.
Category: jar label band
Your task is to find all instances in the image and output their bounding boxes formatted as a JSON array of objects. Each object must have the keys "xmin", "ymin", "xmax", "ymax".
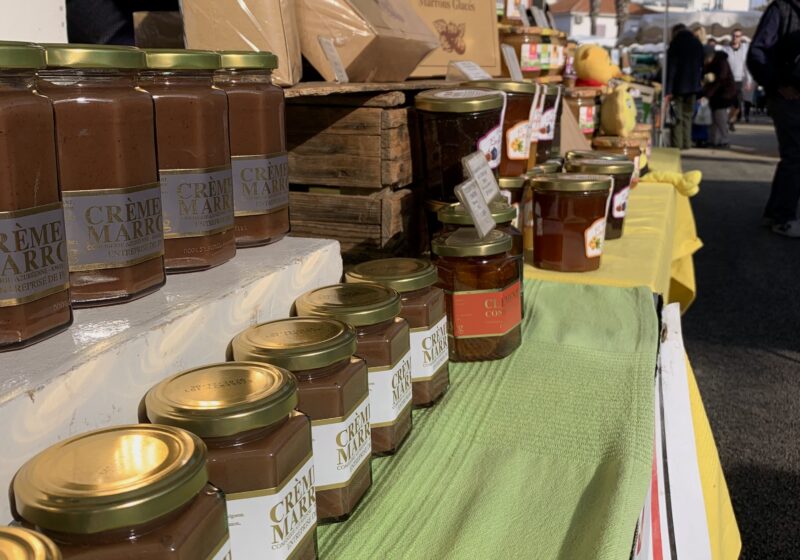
[
  {"xmin": 612, "ymin": 186, "xmax": 631, "ymax": 219},
  {"xmin": 226, "ymin": 456, "xmax": 317, "ymax": 560},
  {"xmin": 367, "ymin": 350, "xmax": 413, "ymax": 427},
  {"xmin": 208, "ymin": 536, "xmax": 232, "ymax": 560},
  {"xmin": 584, "ymin": 217, "xmax": 607, "ymax": 258},
  {"xmin": 62, "ymin": 183, "xmax": 164, "ymax": 272},
  {"xmin": 449, "ymin": 280, "xmax": 522, "ymax": 339},
  {"xmin": 0, "ymin": 202, "xmax": 69, "ymax": 307},
  {"xmin": 231, "ymin": 152, "xmax": 289, "ymax": 217},
  {"xmin": 520, "ymin": 43, "xmax": 541, "ymax": 72},
  {"xmin": 579, "ymin": 105, "xmax": 596, "ymax": 135},
  {"xmin": 409, "ymin": 316, "xmax": 449, "ymax": 381},
  {"xmin": 311, "ymin": 396, "xmax": 371, "ymax": 490},
  {"xmin": 160, "ymin": 165, "xmax": 234, "ymax": 239}
]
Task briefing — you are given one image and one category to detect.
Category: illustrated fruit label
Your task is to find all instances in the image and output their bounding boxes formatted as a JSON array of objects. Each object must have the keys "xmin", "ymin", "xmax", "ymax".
[
  {"xmin": 409, "ymin": 316, "xmax": 449, "ymax": 381},
  {"xmin": 519, "ymin": 43, "xmax": 541, "ymax": 71},
  {"xmin": 368, "ymin": 351, "xmax": 413, "ymax": 426},
  {"xmin": 477, "ymin": 125, "xmax": 503, "ymax": 169},
  {"xmin": 538, "ymin": 108, "xmax": 557, "ymax": 141},
  {"xmin": 584, "ymin": 217, "xmax": 606, "ymax": 258},
  {"xmin": 450, "ymin": 280, "xmax": 522, "ymax": 338},
  {"xmin": 311, "ymin": 396, "xmax": 371, "ymax": 490},
  {"xmin": 612, "ymin": 187, "xmax": 631, "ymax": 219},
  {"xmin": 505, "ymin": 120, "xmax": 530, "ymax": 160},
  {"xmin": 579, "ymin": 105, "xmax": 596, "ymax": 135}
]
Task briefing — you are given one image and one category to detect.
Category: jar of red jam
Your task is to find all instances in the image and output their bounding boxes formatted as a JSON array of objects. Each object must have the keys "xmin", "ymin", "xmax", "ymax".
[
  {"xmin": 346, "ymin": 258, "xmax": 449, "ymax": 407},
  {"xmin": 415, "ymin": 88, "xmax": 503, "ymax": 202},
  {"xmin": 591, "ymin": 136, "xmax": 645, "ymax": 187},
  {"xmin": 231, "ymin": 317, "xmax": 372, "ymax": 523},
  {"xmin": 532, "ymin": 84, "xmax": 563, "ymax": 165},
  {"xmin": 531, "ymin": 173, "xmax": 612, "ymax": 272},
  {"xmin": 295, "ymin": 283, "xmax": 412, "ymax": 456},
  {"xmin": 143, "ymin": 362, "xmax": 316, "ymax": 559},
  {"xmin": 432, "ymin": 228, "xmax": 522, "ymax": 362},
  {"xmin": 12, "ymin": 425, "xmax": 231, "ymax": 559},
  {"xmin": 564, "ymin": 158, "xmax": 635, "ymax": 240},
  {"xmin": 0, "ymin": 527, "xmax": 61, "ymax": 560},
  {"xmin": 564, "ymin": 87, "xmax": 601, "ymax": 141},
  {"xmin": 216, "ymin": 51, "xmax": 289, "ymax": 248},
  {"xmin": 463, "ymin": 80, "xmax": 538, "ymax": 177},
  {"xmin": 438, "ymin": 201, "xmax": 522, "ymax": 257}
]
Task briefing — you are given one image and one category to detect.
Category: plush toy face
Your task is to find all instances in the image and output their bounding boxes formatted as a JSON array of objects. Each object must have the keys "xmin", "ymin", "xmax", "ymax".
[
  {"xmin": 574, "ymin": 44, "xmax": 622, "ymax": 86},
  {"xmin": 601, "ymin": 84, "xmax": 637, "ymax": 137}
]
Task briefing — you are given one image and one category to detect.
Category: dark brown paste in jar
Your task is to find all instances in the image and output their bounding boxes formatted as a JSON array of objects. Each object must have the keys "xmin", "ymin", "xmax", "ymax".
[{"xmin": 564, "ymin": 158, "xmax": 635, "ymax": 240}]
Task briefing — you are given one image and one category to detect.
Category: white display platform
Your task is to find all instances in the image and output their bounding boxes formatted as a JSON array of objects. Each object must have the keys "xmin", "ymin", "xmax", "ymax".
[{"xmin": 0, "ymin": 236, "xmax": 342, "ymax": 522}]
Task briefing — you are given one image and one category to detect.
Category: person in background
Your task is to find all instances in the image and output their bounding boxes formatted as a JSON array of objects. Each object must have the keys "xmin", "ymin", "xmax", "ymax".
[
  {"xmin": 723, "ymin": 28, "xmax": 750, "ymax": 129},
  {"xmin": 707, "ymin": 38, "xmax": 718, "ymax": 49},
  {"xmin": 702, "ymin": 48, "xmax": 737, "ymax": 148},
  {"xmin": 748, "ymin": 0, "xmax": 800, "ymax": 237},
  {"xmin": 666, "ymin": 24, "xmax": 705, "ymax": 150}
]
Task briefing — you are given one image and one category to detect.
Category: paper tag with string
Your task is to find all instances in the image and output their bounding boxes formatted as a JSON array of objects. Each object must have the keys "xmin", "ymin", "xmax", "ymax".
[
  {"xmin": 462, "ymin": 151, "xmax": 502, "ymax": 204},
  {"xmin": 455, "ymin": 179, "xmax": 495, "ymax": 239},
  {"xmin": 318, "ymin": 36, "xmax": 349, "ymax": 83}
]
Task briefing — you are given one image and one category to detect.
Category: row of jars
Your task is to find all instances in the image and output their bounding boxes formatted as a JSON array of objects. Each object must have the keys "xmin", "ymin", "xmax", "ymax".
[{"xmin": 0, "ymin": 43, "xmax": 289, "ymax": 352}]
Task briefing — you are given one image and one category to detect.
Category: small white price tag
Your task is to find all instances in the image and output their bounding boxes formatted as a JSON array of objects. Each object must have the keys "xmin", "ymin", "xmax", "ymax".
[
  {"xmin": 318, "ymin": 36, "xmax": 348, "ymax": 83},
  {"xmin": 462, "ymin": 151, "xmax": 502, "ymax": 203},
  {"xmin": 446, "ymin": 60, "xmax": 492, "ymax": 81},
  {"xmin": 501, "ymin": 44, "xmax": 524, "ymax": 81},
  {"xmin": 455, "ymin": 179, "xmax": 495, "ymax": 239}
]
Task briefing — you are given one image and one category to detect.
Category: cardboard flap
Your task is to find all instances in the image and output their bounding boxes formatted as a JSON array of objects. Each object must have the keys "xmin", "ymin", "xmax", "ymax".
[{"xmin": 347, "ymin": 0, "xmax": 438, "ymax": 44}]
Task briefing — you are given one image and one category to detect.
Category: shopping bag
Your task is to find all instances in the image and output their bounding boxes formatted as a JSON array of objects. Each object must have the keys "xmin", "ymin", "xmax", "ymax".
[{"xmin": 694, "ymin": 98, "xmax": 712, "ymax": 126}]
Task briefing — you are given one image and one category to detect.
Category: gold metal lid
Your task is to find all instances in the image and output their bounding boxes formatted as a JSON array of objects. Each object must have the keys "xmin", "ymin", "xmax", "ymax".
[
  {"xmin": 0, "ymin": 42, "xmax": 45, "ymax": 69},
  {"xmin": 592, "ymin": 135, "xmax": 646, "ymax": 148},
  {"xmin": 462, "ymin": 79, "xmax": 537, "ymax": 95},
  {"xmin": 497, "ymin": 24, "xmax": 543, "ymax": 35},
  {"xmin": 531, "ymin": 173, "xmax": 612, "ymax": 193},
  {"xmin": 565, "ymin": 150, "xmax": 628, "ymax": 162},
  {"xmin": 0, "ymin": 528, "xmax": 61, "ymax": 560},
  {"xmin": 438, "ymin": 200, "xmax": 516, "ymax": 225},
  {"xmin": 145, "ymin": 362, "xmax": 297, "ymax": 438},
  {"xmin": 232, "ymin": 318, "xmax": 357, "ymax": 371},
  {"xmin": 13, "ymin": 425, "xmax": 207, "ymax": 535},
  {"xmin": 432, "ymin": 228, "xmax": 512, "ymax": 257},
  {"xmin": 565, "ymin": 158, "xmax": 635, "ymax": 174},
  {"xmin": 415, "ymin": 88, "xmax": 503, "ymax": 113},
  {"xmin": 43, "ymin": 44, "xmax": 145, "ymax": 69},
  {"xmin": 498, "ymin": 176, "xmax": 526, "ymax": 190},
  {"xmin": 528, "ymin": 160, "xmax": 563, "ymax": 177},
  {"xmin": 219, "ymin": 50, "xmax": 278, "ymax": 70},
  {"xmin": 144, "ymin": 48, "xmax": 220, "ymax": 70},
  {"xmin": 295, "ymin": 283, "xmax": 401, "ymax": 327},
  {"xmin": 566, "ymin": 86, "xmax": 602, "ymax": 98},
  {"xmin": 346, "ymin": 258, "xmax": 438, "ymax": 293}
]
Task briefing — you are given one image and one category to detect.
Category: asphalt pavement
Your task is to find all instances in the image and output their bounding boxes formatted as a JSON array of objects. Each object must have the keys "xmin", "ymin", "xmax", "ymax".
[{"xmin": 680, "ymin": 118, "xmax": 800, "ymax": 559}]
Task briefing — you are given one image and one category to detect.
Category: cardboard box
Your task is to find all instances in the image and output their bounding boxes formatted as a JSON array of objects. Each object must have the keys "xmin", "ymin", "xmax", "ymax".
[
  {"xmin": 133, "ymin": 12, "xmax": 184, "ymax": 48},
  {"xmin": 410, "ymin": 0, "xmax": 501, "ymax": 77},
  {"xmin": 297, "ymin": 0, "xmax": 438, "ymax": 83},
  {"xmin": 180, "ymin": 0, "xmax": 302, "ymax": 86}
]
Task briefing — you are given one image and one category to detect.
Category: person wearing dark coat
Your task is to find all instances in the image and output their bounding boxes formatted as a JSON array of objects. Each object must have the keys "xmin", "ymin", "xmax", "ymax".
[
  {"xmin": 666, "ymin": 24, "xmax": 705, "ymax": 150},
  {"xmin": 702, "ymin": 50, "xmax": 738, "ymax": 147}
]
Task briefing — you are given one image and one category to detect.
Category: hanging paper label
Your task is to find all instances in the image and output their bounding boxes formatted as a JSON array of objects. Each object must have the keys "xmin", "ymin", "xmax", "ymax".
[
  {"xmin": 462, "ymin": 151, "xmax": 502, "ymax": 203},
  {"xmin": 455, "ymin": 179, "xmax": 495, "ymax": 239}
]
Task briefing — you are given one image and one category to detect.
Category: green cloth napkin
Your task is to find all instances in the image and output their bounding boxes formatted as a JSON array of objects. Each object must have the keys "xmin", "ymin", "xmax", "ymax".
[{"xmin": 318, "ymin": 279, "xmax": 658, "ymax": 560}]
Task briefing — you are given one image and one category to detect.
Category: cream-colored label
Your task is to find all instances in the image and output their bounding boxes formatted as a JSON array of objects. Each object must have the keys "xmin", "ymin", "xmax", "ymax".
[
  {"xmin": 612, "ymin": 187, "xmax": 631, "ymax": 219},
  {"xmin": 505, "ymin": 120, "xmax": 530, "ymax": 160},
  {"xmin": 208, "ymin": 536, "xmax": 232, "ymax": 560},
  {"xmin": 409, "ymin": 316, "xmax": 449, "ymax": 382},
  {"xmin": 312, "ymin": 397, "xmax": 371, "ymax": 490},
  {"xmin": 368, "ymin": 350, "xmax": 413, "ymax": 427},
  {"xmin": 584, "ymin": 217, "xmax": 606, "ymax": 258},
  {"xmin": 227, "ymin": 457, "xmax": 316, "ymax": 560},
  {"xmin": 231, "ymin": 153, "xmax": 289, "ymax": 216}
]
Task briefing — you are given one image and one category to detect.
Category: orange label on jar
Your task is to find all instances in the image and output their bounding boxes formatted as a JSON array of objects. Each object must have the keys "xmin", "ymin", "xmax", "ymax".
[{"xmin": 450, "ymin": 281, "xmax": 522, "ymax": 338}]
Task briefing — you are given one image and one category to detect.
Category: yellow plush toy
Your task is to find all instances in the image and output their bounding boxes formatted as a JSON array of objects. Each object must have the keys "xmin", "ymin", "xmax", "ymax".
[
  {"xmin": 574, "ymin": 44, "xmax": 621, "ymax": 87},
  {"xmin": 641, "ymin": 170, "xmax": 702, "ymax": 197},
  {"xmin": 600, "ymin": 84, "xmax": 637, "ymax": 137}
]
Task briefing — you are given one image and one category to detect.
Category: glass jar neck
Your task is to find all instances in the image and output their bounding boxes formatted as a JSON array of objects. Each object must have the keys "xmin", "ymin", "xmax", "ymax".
[
  {"xmin": 399, "ymin": 285, "xmax": 434, "ymax": 302},
  {"xmin": 138, "ymin": 70, "xmax": 214, "ymax": 87},
  {"xmin": 292, "ymin": 357, "xmax": 352, "ymax": 382},
  {"xmin": 202, "ymin": 416, "xmax": 289, "ymax": 449},
  {"xmin": 0, "ymin": 70, "xmax": 35, "ymax": 91},
  {"xmin": 215, "ymin": 68, "xmax": 273, "ymax": 85},
  {"xmin": 37, "ymin": 68, "xmax": 137, "ymax": 90},
  {"xmin": 355, "ymin": 318, "xmax": 397, "ymax": 337}
]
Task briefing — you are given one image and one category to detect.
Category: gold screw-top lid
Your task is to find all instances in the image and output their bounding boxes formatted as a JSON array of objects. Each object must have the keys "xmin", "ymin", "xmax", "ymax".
[
  {"xmin": 295, "ymin": 283, "xmax": 401, "ymax": 327},
  {"xmin": 432, "ymin": 228, "xmax": 512, "ymax": 258},
  {"xmin": 438, "ymin": 200, "xmax": 517, "ymax": 226},
  {"xmin": 565, "ymin": 158, "xmax": 634, "ymax": 175},
  {"xmin": 498, "ymin": 176, "xmax": 526, "ymax": 190},
  {"xmin": 42, "ymin": 44, "xmax": 145, "ymax": 69},
  {"xmin": 415, "ymin": 88, "xmax": 503, "ymax": 113},
  {"xmin": 592, "ymin": 135, "xmax": 646, "ymax": 148},
  {"xmin": 0, "ymin": 528, "xmax": 61, "ymax": 560},
  {"xmin": 145, "ymin": 362, "xmax": 297, "ymax": 438},
  {"xmin": 0, "ymin": 42, "xmax": 45, "ymax": 69},
  {"xmin": 565, "ymin": 150, "xmax": 628, "ymax": 162},
  {"xmin": 531, "ymin": 173, "xmax": 612, "ymax": 193},
  {"xmin": 566, "ymin": 86, "xmax": 602, "ymax": 98},
  {"xmin": 144, "ymin": 48, "xmax": 220, "ymax": 70},
  {"xmin": 232, "ymin": 318, "xmax": 357, "ymax": 371},
  {"xmin": 526, "ymin": 160, "xmax": 563, "ymax": 178},
  {"xmin": 219, "ymin": 50, "xmax": 278, "ymax": 70},
  {"xmin": 346, "ymin": 258, "xmax": 438, "ymax": 293},
  {"xmin": 13, "ymin": 425, "xmax": 207, "ymax": 535},
  {"xmin": 462, "ymin": 79, "xmax": 537, "ymax": 95}
]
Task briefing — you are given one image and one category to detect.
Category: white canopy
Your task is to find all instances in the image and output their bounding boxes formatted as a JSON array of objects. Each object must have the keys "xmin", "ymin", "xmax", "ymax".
[{"xmin": 619, "ymin": 10, "xmax": 763, "ymax": 45}]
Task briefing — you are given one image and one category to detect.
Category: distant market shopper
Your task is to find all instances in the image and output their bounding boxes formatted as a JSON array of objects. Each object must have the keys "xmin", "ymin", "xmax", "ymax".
[
  {"xmin": 703, "ymin": 49, "xmax": 738, "ymax": 148},
  {"xmin": 666, "ymin": 24, "xmax": 705, "ymax": 150},
  {"xmin": 722, "ymin": 28, "xmax": 751, "ymax": 128}
]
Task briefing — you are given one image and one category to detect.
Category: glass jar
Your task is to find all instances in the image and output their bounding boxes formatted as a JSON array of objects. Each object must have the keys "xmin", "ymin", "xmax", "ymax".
[
  {"xmin": 565, "ymin": 150, "xmax": 628, "ymax": 163},
  {"xmin": 0, "ymin": 527, "xmax": 61, "ymax": 559},
  {"xmin": 463, "ymin": 79, "xmax": 537, "ymax": 177},
  {"xmin": 498, "ymin": 176, "xmax": 526, "ymax": 226},
  {"xmin": 216, "ymin": 51, "xmax": 289, "ymax": 248},
  {"xmin": 564, "ymin": 158, "xmax": 635, "ymax": 239},
  {"xmin": 295, "ymin": 283, "xmax": 412, "ymax": 455},
  {"xmin": 548, "ymin": 32, "xmax": 568, "ymax": 77},
  {"xmin": 12, "ymin": 425, "xmax": 231, "ymax": 558},
  {"xmin": 432, "ymin": 228, "xmax": 522, "ymax": 362},
  {"xmin": 498, "ymin": 25, "xmax": 543, "ymax": 79},
  {"xmin": 0, "ymin": 44, "xmax": 71, "ymax": 350},
  {"xmin": 143, "ymin": 363, "xmax": 316, "ymax": 558},
  {"xmin": 140, "ymin": 49, "xmax": 236, "ymax": 273},
  {"xmin": 532, "ymin": 84, "xmax": 563, "ymax": 165},
  {"xmin": 38, "ymin": 45, "xmax": 165, "ymax": 307},
  {"xmin": 415, "ymin": 88, "xmax": 504, "ymax": 202},
  {"xmin": 531, "ymin": 173, "xmax": 612, "ymax": 272},
  {"xmin": 438, "ymin": 201, "xmax": 523, "ymax": 257},
  {"xmin": 564, "ymin": 87, "xmax": 600, "ymax": 142},
  {"xmin": 346, "ymin": 258, "xmax": 449, "ymax": 407},
  {"xmin": 231, "ymin": 317, "xmax": 371, "ymax": 523},
  {"xmin": 592, "ymin": 136, "xmax": 645, "ymax": 186}
]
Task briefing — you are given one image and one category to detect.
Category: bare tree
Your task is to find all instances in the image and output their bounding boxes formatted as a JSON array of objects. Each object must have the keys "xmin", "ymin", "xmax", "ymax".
[
  {"xmin": 615, "ymin": 0, "xmax": 629, "ymax": 38},
  {"xmin": 590, "ymin": 0, "xmax": 600, "ymax": 35}
]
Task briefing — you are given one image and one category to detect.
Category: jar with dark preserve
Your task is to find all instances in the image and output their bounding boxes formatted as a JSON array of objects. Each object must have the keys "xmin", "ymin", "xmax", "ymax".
[
  {"xmin": 498, "ymin": 176, "xmax": 526, "ymax": 229},
  {"xmin": 231, "ymin": 318, "xmax": 372, "ymax": 523},
  {"xmin": 438, "ymin": 201, "xmax": 523, "ymax": 257},
  {"xmin": 345, "ymin": 258, "xmax": 449, "ymax": 407},
  {"xmin": 38, "ymin": 44, "xmax": 165, "ymax": 307},
  {"xmin": 143, "ymin": 363, "xmax": 316, "ymax": 558},
  {"xmin": 532, "ymin": 84, "xmax": 563, "ymax": 165},
  {"xmin": 591, "ymin": 136, "xmax": 645, "ymax": 187},
  {"xmin": 415, "ymin": 88, "xmax": 503, "ymax": 202},
  {"xmin": 0, "ymin": 527, "xmax": 61, "ymax": 560},
  {"xmin": 216, "ymin": 51, "xmax": 289, "ymax": 248},
  {"xmin": 12, "ymin": 424, "xmax": 231, "ymax": 559},
  {"xmin": 295, "ymin": 283, "xmax": 413, "ymax": 455},
  {"xmin": 531, "ymin": 173, "xmax": 612, "ymax": 272},
  {"xmin": 498, "ymin": 25, "xmax": 543, "ymax": 79},
  {"xmin": 140, "ymin": 49, "xmax": 236, "ymax": 272},
  {"xmin": 463, "ymin": 80, "xmax": 538, "ymax": 177},
  {"xmin": 0, "ymin": 43, "xmax": 71, "ymax": 350},
  {"xmin": 565, "ymin": 158, "xmax": 635, "ymax": 240},
  {"xmin": 564, "ymin": 87, "xmax": 601, "ymax": 141},
  {"xmin": 432, "ymin": 228, "xmax": 522, "ymax": 362}
]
